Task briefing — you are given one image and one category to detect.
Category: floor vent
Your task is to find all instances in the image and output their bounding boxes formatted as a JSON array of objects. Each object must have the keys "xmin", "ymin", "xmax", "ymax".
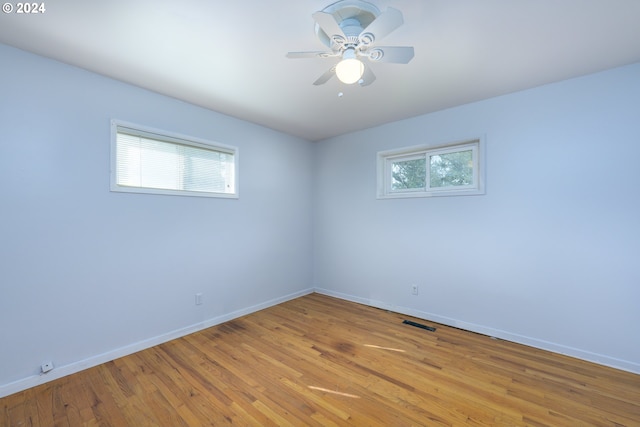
[{"xmin": 402, "ymin": 320, "xmax": 436, "ymax": 332}]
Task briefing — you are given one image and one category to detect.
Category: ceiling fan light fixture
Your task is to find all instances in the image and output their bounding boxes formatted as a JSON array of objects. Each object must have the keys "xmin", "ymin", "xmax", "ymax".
[
  {"xmin": 335, "ymin": 49, "xmax": 364, "ymax": 84},
  {"xmin": 336, "ymin": 58, "xmax": 364, "ymax": 84},
  {"xmin": 287, "ymin": 1, "xmax": 412, "ymax": 87}
]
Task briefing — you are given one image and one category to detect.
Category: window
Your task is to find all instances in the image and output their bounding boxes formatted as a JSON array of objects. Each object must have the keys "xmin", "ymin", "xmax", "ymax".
[
  {"xmin": 377, "ymin": 137, "xmax": 484, "ymax": 198},
  {"xmin": 110, "ymin": 120, "xmax": 238, "ymax": 198}
]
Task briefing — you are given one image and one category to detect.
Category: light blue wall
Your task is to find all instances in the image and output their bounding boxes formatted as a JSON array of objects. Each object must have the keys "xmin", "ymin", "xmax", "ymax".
[
  {"xmin": 313, "ymin": 62, "xmax": 640, "ymax": 373},
  {"xmin": 2, "ymin": 42, "xmax": 639, "ymax": 397},
  {"xmin": 0, "ymin": 44, "xmax": 314, "ymax": 393}
]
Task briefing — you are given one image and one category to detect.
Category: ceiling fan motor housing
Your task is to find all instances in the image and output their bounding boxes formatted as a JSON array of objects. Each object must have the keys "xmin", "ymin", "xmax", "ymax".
[
  {"xmin": 315, "ymin": 0, "xmax": 380, "ymax": 49},
  {"xmin": 340, "ymin": 18, "xmax": 366, "ymax": 43}
]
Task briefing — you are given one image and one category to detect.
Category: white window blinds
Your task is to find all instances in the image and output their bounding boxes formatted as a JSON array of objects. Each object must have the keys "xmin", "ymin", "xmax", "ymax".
[{"xmin": 112, "ymin": 122, "xmax": 237, "ymax": 198}]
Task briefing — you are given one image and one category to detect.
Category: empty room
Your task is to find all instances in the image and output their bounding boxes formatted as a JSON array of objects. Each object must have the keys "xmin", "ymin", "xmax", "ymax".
[{"xmin": 1, "ymin": 0, "xmax": 639, "ymax": 425}]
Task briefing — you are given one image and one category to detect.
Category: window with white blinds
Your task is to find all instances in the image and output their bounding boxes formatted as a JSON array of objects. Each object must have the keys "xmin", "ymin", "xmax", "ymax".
[{"xmin": 110, "ymin": 120, "xmax": 238, "ymax": 198}]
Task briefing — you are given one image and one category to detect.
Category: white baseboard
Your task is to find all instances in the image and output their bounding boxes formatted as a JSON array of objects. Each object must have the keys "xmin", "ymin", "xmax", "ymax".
[
  {"xmin": 3, "ymin": 286, "xmax": 637, "ymax": 398},
  {"xmin": 0, "ymin": 288, "xmax": 314, "ymax": 399},
  {"xmin": 314, "ymin": 287, "xmax": 640, "ymax": 376}
]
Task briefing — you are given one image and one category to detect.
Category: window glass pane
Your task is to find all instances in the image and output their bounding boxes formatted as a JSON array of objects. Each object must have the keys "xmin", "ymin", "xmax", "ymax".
[
  {"xmin": 139, "ymin": 138, "xmax": 181, "ymax": 190},
  {"xmin": 429, "ymin": 149, "xmax": 473, "ymax": 188},
  {"xmin": 181, "ymin": 146, "xmax": 234, "ymax": 193},
  {"xmin": 391, "ymin": 157, "xmax": 426, "ymax": 190},
  {"xmin": 116, "ymin": 133, "xmax": 143, "ymax": 187}
]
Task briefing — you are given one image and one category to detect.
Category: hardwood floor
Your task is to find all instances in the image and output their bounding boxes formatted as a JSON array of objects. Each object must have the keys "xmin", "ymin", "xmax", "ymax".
[{"xmin": 2, "ymin": 293, "xmax": 639, "ymax": 426}]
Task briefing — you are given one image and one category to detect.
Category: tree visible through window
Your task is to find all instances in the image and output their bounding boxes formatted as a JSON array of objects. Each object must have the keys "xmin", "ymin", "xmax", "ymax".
[
  {"xmin": 378, "ymin": 138, "xmax": 484, "ymax": 198},
  {"xmin": 430, "ymin": 149, "xmax": 473, "ymax": 188},
  {"xmin": 391, "ymin": 156, "xmax": 426, "ymax": 191}
]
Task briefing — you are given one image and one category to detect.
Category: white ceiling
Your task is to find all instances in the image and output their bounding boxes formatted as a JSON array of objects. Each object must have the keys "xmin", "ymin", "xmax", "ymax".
[{"xmin": 2, "ymin": 0, "xmax": 640, "ymax": 141}]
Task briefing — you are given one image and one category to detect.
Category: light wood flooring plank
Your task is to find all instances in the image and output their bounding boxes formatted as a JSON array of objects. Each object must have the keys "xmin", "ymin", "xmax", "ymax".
[{"xmin": 2, "ymin": 293, "xmax": 639, "ymax": 426}]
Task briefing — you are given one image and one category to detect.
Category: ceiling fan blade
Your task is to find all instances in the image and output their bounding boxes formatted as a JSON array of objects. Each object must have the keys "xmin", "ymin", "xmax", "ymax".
[
  {"xmin": 360, "ymin": 7, "xmax": 403, "ymax": 43},
  {"xmin": 367, "ymin": 46, "xmax": 414, "ymax": 64},
  {"xmin": 286, "ymin": 51, "xmax": 335, "ymax": 59},
  {"xmin": 313, "ymin": 66, "xmax": 336, "ymax": 85},
  {"xmin": 312, "ymin": 11, "xmax": 346, "ymax": 42},
  {"xmin": 359, "ymin": 64, "xmax": 376, "ymax": 86}
]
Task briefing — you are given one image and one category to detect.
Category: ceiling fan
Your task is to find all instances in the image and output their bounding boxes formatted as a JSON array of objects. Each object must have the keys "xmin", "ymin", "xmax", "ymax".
[{"xmin": 286, "ymin": 0, "xmax": 414, "ymax": 86}]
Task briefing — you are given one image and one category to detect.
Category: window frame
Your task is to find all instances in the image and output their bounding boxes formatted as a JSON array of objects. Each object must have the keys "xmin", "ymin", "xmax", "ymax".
[
  {"xmin": 110, "ymin": 119, "xmax": 239, "ymax": 199},
  {"xmin": 377, "ymin": 137, "xmax": 485, "ymax": 199}
]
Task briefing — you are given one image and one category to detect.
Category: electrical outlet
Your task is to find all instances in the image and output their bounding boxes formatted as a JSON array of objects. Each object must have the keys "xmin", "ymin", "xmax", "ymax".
[
  {"xmin": 41, "ymin": 361, "xmax": 54, "ymax": 374},
  {"xmin": 195, "ymin": 293, "xmax": 203, "ymax": 305},
  {"xmin": 411, "ymin": 284, "xmax": 419, "ymax": 295}
]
